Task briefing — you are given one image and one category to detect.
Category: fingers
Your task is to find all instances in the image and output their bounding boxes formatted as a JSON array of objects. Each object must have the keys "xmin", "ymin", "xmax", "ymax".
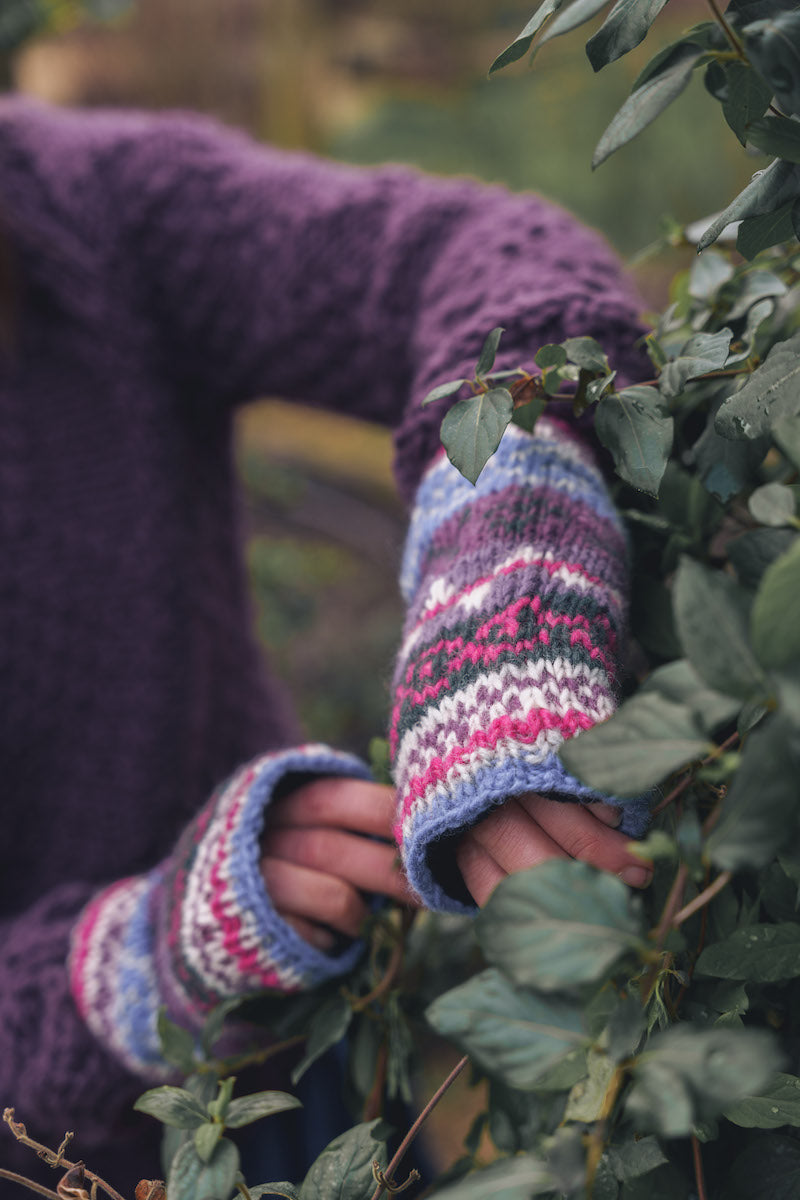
[
  {"xmin": 517, "ymin": 793, "xmax": 652, "ymax": 887},
  {"xmin": 456, "ymin": 833, "xmax": 508, "ymax": 908},
  {"xmin": 262, "ymin": 826, "xmax": 417, "ymax": 906},
  {"xmin": 262, "ymin": 856, "xmax": 371, "ymax": 943},
  {"xmin": 585, "ymin": 802, "xmax": 622, "ymax": 828},
  {"xmin": 268, "ymin": 778, "xmax": 397, "ymax": 841}
]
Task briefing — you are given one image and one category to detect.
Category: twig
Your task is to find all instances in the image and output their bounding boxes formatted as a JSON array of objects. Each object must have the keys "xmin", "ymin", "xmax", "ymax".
[
  {"xmin": 2, "ymin": 1112, "xmax": 126, "ymax": 1200},
  {"xmin": 204, "ymin": 1032, "xmax": 306, "ymax": 1076},
  {"xmin": 369, "ymin": 1055, "xmax": 469, "ymax": 1200},
  {"xmin": 705, "ymin": 0, "xmax": 746, "ymax": 57},
  {"xmin": 651, "ymin": 731, "xmax": 739, "ymax": 818},
  {"xmin": 585, "ymin": 1066, "xmax": 626, "ymax": 1195},
  {"xmin": 673, "ymin": 871, "xmax": 732, "ymax": 926},
  {"xmin": 0, "ymin": 1169, "xmax": 61, "ymax": 1200},
  {"xmin": 692, "ymin": 1133, "xmax": 709, "ymax": 1200},
  {"xmin": 640, "ymin": 863, "xmax": 690, "ymax": 1003}
]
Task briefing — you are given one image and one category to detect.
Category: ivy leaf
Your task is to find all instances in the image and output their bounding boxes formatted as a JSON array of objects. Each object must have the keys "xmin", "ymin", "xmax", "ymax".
[
  {"xmin": 475, "ymin": 860, "xmax": 644, "ymax": 992},
  {"xmin": 430, "ymin": 1154, "xmax": 554, "ymax": 1200},
  {"xmin": 749, "ymin": 481, "xmax": 797, "ymax": 528},
  {"xmin": 426, "ymin": 969, "xmax": 587, "ymax": 1090},
  {"xmin": 716, "ymin": 333, "xmax": 800, "ymax": 441},
  {"xmin": 291, "ymin": 992, "xmax": 352, "ymax": 1086},
  {"xmin": 752, "ymin": 539, "xmax": 800, "ymax": 668},
  {"xmin": 488, "ymin": 3, "xmax": 564, "ymax": 73},
  {"xmin": 737, "ymin": 202, "xmax": 797, "ymax": 259},
  {"xmin": 299, "ymin": 1120, "xmax": 386, "ymax": 1200},
  {"xmin": 475, "ymin": 326, "xmax": 505, "ymax": 379},
  {"xmin": 672, "ymin": 557, "xmax": 767, "ymax": 699},
  {"xmin": 134, "ymin": 1086, "xmax": 209, "ymax": 1131},
  {"xmin": 586, "ymin": 0, "xmax": 670, "ymax": 71},
  {"xmin": 743, "ymin": 12, "xmax": 800, "ymax": 117},
  {"xmin": 707, "ymin": 713, "xmax": 800, "ymax": 869},
  {"xmin": 747, "ymin": 115, "xmax": 800, "ymax": 164},
  {"xmin": 697, "ymin": 159, "xmax": 800, "ymax": 251},
  {"xmin": 658, "ymin": 329, "xmax": 733, "ymax": 399},
  {"xmin": 422, "ymin": 378, "xmax": 468, "ymax": 407},
  {"xmin": 595, "ymin": 386, "xmax": 672, "ymax": 496},
  {"xmin": 593, "ymin": 44, "xmax": 703, "ymax": 168},
  {"xmin": 626, "ymin": 1026, "xmax": 781, "ymax": 1137},
  {"xmin": 697, "ymin": 922, "xmax": 800, "ymax": 982},
  {"xmin": 559, "ymin": 691, "xmax": 710, "ymax": 797},
  {"xmin": 440, "ymin": 388, "xmax": 513, "ymax": 485},
  {"xmin": 167, "ymin": 1137, "xmax": 239, "ymax": 1200},
  {"xmin": 562, "ymin": 335, "xmax": 608, "ymax": 371},
  {"xmin": 225, "ymin": 1091, "xmax": 302, "ymax": 1129},
  {"xmin": 535, "ymin": 343, "xmax": 567, "ymax": 368},
  {"xmin": 725, "ymin": 1073, "xmax": 800, "ymax": 1128}
]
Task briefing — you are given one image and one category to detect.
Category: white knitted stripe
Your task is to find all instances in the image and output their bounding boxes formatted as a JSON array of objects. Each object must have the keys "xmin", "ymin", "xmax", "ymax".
[{"xmin": 394, "ymin": 658, "xmax": 613, "ymax": 783}]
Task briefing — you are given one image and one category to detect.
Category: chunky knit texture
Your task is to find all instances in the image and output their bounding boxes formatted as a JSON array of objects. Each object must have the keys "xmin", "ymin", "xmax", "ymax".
[
  {"xmin": 392, "ymin": 420, "xmax": 651, "ymax": 910},
  {"xmin": 0, "ymin": 95, "xmax": 647, "ymax": 1193}
]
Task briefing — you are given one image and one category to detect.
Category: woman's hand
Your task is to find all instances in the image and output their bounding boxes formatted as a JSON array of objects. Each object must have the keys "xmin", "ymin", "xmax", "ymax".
[
  {"xmin": 456, "ymin": 793, "xmax": 653, "ymax": 907},
  {"xmin": 261, "ymin": 777, "xmax": 418, "ymax": 952}
]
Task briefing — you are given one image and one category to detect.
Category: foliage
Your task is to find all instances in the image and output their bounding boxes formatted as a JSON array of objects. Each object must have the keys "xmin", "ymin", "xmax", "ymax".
[{"xmin": 0, "ymin": 0, "xmax": 131, "ymax": 54}]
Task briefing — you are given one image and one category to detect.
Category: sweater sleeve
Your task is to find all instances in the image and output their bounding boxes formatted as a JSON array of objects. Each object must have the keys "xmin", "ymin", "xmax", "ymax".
[
  {"xmin": 390, "ymin": 418, "xmax": 652, "ymax": 913},
  {"xmin": 67, "ymin": 745, "xmax": 371, "ymax": 1080}
]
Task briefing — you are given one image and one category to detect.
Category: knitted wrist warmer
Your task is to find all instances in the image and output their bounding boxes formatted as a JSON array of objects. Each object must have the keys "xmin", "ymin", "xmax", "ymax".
[
  {"xmin": 391, "ymin": 418, "xmax": 651, "ymax": 913},
  {"xmin": 69, "ymin": 745, "xmax": 371, "ymax": 1076}
]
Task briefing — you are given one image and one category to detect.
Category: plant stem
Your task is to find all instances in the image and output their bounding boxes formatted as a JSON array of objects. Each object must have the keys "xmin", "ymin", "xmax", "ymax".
[
  {"xmin": 369, "ymin": 1055, "xmax": 469, "ymax": 1200},
  {"xmin": 640, "ymin": 863, "xmax": 689, "ymax": 1003},
  {"xmin": 585, "ymin": 1066, "xmax": 625, "ymax": 1195},
  {"xmin": 673, "ymin": 871, "xmax": 732, "ymax": 926},
  {"xmin": 692, "ymin": 1134, "xmax": 709, "ymax": 1200},
  {"xmin": 0, "ymin": 1169, "xmax": 61, "ymax": 1200},
  {"xmin": 651, "ymin": 731, "xmax": 739, "ymax": 818},
  {"xmin": 705, "ymin": 0, "xmax": 746, "ymax": 57},
  {"xmin": 2, "ymin": 1112, "xmax": 126, "ymax": 1200},
  {"xmin": 206, "ymin": 1032, "xmax": 306, "ymax": 1076}
]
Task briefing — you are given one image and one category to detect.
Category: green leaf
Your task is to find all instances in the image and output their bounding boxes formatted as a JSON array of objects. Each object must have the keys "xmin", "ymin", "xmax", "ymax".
[
  {"xmin": 774, "ymin": 409, "xmax": 800, "ymax": 470},
  {"xmin": 586, "ymin": 0, "xmax": 670, "ymax": 71},
  {"xmin": 727, "ymin": 1134, "xmax": 800, "ymax": 1200},
  {"xmin": 194, "ymin": 1121, "xmax": 223, "ymax": 1165},
  {"xmin": 692, "ymin": 403, "xmax": 768, "ymax": 502},
  {"xmin": 595, "ymin": 386, "xmax": 672, "ymax": 496},
  {"xmin": 535, "ymin": 343, "xmax": 567, "ymax": 369},
  {"xmin": 718, "ymin": 62, "xmax": 774, "ymax": 144},
  {"xmin": 246, "ymin": 1185, "xmax": 301, "ymax": 1200},
  {"xmin": 726, "ymin": 268, "xmax": 787, "ymax": 320},
  {"xmin": 752, "ymin": 539, "xmax": 800, "ymax": 667},
  {"xmin": 725, "ymin": 1073, "xmax": 800, "ymax": 1128},
  {"xmin": 737, "ymin": 202, "xmax": 797, "ymax": 259},
  {"xmin": 688, "ymin": 249, "xmax": 734, "ymax": 300},
  {"xmin": 626, "ymin": 1025, "xmax": 781, "ymax": 1137},
  {"xmin": 716, "ymin": 333, "xmax": 800, "ymax": 440},
  {"xmin": 749, "ymin": 481, "xmax": 798, "ymax": 528},
  {"xmin": 225, "ymin": 1091, "xmax": 302, "ymax": 1129},
  {"xmin": 426, "ymin": 968, "xmax": 586, "ymax": 1090},
  {"xmin": 747, "ymin": 114, "xmax": 800, "ymax": 164},
  {"xmin": 133, "ymin": 1086, "xmax": 209, "ymax": 1130},
  {"xmin": 697, "ymin": 922, "xmax": 800, "ymax": 981},
  {"xmin": 440, "ymin": 388, "xmax": 513, "ymax": 485},
  {"xmin": 430, "ymin": 1154, "xmax": 554, "ymax": 1200},
  {"xmin": 511, "ymin": 393, "xmax": 546, "ymax": 432},
  {"xmin": 156, "ymin": 1009, "xmax": 196, "ymax": 1074},
  {"xmin": 538, "ymin": 0, "xmax": 610, "ymax": 48},
  {"xmin": 698, "ymin": 159, "xmax": 800, "ymax": 252},
  {"xmin": 729, "ymin": 527, "xmax": 797, "ymax": 588},
  {"xmin": 559, "ymin": 690, "xmax": 710, "ymax": 797},
  {"xmin": 672, "ymin": 557, "xmax": 767, "ymax": 698},
  {"xmin": 299, "ymin": 1120, "xmax": 386, "ymax": 1200},
  {"xmin": 606, "ymin": 1135, "xmax": 668, "ymax": 1181},
  {"xmin": 200, "ymin": 997, "xmax": 245, "ymax": 1058},
  {"xmin": 422, "ymin": 378, "xmax": 467, "ymax": 407},
  {"xmin": 564, "ymin": 1048, "xmax": 616, "ymax": 1122},
  {"xmin": 640, "ymin": 659, "xmax": 741, "ymax": 733},
  {"xmin": 563, "ymin": 335, "xmax": 608, "ymax": 372},
  {"xmin": 658, "ymin": 328, "xmax": 733, "ymax": 399},
  {"xmin": 476, "ymin": 860, "xmax": 644, "ymax": 991},
  {"xmin": 593, "ymin": 44, "xmax": 703, "ymax": 168},
  {"xmin": 291, "ymin": 992, "xmax": 352, "ymax": 1086},
  {"xmin": 475, "ymin": 326, "xmax": 505, "ymax": 379},
  {"xmin": 488, "ymin": 3, "xmax": 564, "ymax": 74},
  {"xmin": 743, "ymin": 12, "xmax": 800, "ymax": 117},
  {"xmin": 207, "ymin": 1076, "xmax": 235, "ymax": 1123},
  {"xmin": 707, "ymin": 713, "xmax": 800, "ymax": 869},
  {"xmin": 167, "ymin": 1137, "xmax": 239, "ymax": 1200}
]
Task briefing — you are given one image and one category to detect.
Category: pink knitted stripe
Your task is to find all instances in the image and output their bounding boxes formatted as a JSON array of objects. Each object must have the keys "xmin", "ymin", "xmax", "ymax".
[
  {"xmin": 417, "ymin": 553, "xmax": 612, "ymax": 626},
  {"xmin": 394, "ymin": 704, "xmax": 594, "ymax": 835}
]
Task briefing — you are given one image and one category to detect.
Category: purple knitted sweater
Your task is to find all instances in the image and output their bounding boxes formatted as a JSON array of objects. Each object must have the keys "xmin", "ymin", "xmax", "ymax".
[{"xmin": 0, "ymin": 96, "xmax": 648, "ymax": 1191}]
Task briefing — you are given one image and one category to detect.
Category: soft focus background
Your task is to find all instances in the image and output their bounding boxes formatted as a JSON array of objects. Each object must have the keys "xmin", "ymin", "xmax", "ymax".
[{"xmin": 5, "ymin": 0, "xmax": 756, "ymax": 758}]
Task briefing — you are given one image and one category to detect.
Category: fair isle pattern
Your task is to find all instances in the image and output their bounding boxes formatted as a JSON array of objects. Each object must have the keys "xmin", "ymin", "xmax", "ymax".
[
  {"xmin": 392, "ymin": 419, "xmax": 651, "ymax": 913},
  {"xmin": 70, "ymin": 745, "xmax": 370, "ymax": 1076}
]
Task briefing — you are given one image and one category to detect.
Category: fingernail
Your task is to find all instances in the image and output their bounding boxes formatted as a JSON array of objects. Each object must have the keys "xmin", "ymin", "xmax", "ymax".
[{"xmin": 619, "ymin": 865, "xmax": 652, "ymax": 888}]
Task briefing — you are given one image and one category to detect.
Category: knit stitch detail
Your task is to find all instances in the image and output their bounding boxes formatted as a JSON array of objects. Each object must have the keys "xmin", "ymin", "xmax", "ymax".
[
  {"xmin": 392, "ymin": 419, "xmax": 649, "ymax": 910},
  {"xmin": 69, "ymin": 745, "xmax": 371, "ymax": 1075}
]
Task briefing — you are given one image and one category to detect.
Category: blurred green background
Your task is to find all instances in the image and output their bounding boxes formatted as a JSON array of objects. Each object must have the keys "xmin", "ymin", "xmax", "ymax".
[{"xmin": 6, "ymin": 0, "xmax": 756, "ymax": 755}]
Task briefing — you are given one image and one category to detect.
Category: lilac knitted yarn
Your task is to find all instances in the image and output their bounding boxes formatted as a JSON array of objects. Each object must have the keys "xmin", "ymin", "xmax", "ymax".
[{"xmin": 0, "ymin": 95, "xmax": 647, "ymax": 1194}]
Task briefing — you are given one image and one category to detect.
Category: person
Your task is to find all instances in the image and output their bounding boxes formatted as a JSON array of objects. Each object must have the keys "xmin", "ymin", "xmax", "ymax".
[{"xmin": 0, "ymin": 93, "xmax": 652, "ymax": 1195}]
